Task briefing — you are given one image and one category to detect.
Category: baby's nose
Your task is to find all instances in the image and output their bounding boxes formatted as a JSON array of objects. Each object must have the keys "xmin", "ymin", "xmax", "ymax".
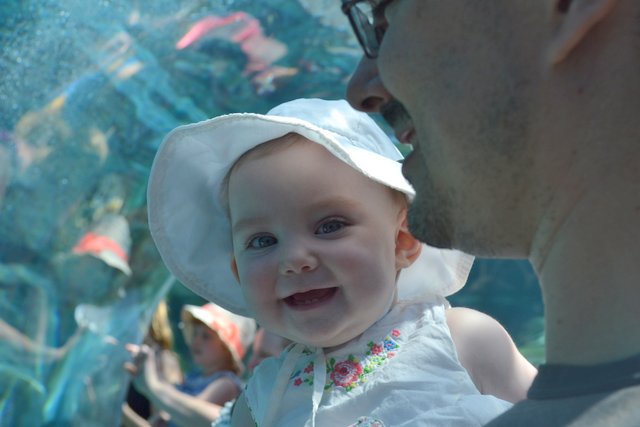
[{"xmin": 278, "ymin": 243, "xmax": 318, "ymax": 276}]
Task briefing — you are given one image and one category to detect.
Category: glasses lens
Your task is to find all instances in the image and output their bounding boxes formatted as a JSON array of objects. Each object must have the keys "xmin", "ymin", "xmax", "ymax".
[{"xmin": 350, "ymin": 2, "xmax": 380, "ymax": 58}]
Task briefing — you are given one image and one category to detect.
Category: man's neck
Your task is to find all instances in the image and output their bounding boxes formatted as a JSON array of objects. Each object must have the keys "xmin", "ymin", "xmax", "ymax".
[{"xmin": 532, "ymin": 178, "xmax": 640, "ymax": 366}]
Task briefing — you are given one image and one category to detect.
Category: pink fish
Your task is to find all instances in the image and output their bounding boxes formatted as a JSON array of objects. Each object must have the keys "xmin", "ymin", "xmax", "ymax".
[
  {"xmin": 176, "ymin": 12, "xmax": 288, "ymax": 75},
  {"xmin": 176, "ymin": 13, "xmax": 253, "ymax": 50}
]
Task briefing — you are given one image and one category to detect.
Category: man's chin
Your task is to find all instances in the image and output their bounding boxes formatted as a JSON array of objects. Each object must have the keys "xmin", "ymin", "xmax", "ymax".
[
  {"xmin": 407, "ymin": 201, "xmax": 454, "ymax": 250},
  {"xmin": 401, "ymin": 150, "xmax": 418, "ymax": 186}
]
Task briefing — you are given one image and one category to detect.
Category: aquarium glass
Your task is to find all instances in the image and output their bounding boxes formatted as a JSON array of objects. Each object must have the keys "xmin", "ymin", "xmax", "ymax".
[{"xmin": 0, "ymin": 1, "xmax": 544, "ymax": 425}]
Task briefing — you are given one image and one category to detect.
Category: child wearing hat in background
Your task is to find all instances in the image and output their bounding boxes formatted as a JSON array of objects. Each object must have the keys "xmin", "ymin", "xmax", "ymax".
[
  {"xmin": 247, "ymin": 327, "xmax": 291, "ymax": 373},
  {"xmin": 147, "ymin": 98, "xmax": 536, "ymax": 426},
  {"xmin": 125, "ymin": 302, "xmax": 255, "ymax": 427}
]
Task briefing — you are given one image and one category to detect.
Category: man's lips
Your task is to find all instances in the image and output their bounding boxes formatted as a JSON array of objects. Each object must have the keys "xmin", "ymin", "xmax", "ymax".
[
  {"xmin": 395, "ymin": 127, "xmax": 415, "ymax": 145},
  {"xmin": 283, "ymin": 287, "xmax": 337, "ymax": 310},
  {"xmin": 380, "ymin": 100, "xmax": 415, "ymax": 145}
]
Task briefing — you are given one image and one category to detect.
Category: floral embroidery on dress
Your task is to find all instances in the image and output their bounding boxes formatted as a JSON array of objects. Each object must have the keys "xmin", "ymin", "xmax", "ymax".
[
  {"xmin": 290, "ymin": 329, "xmax": 401, "ymax": 392},
  {"xmin": 328, "ymin": 356, "xmax": 363, "ymax": 390}
]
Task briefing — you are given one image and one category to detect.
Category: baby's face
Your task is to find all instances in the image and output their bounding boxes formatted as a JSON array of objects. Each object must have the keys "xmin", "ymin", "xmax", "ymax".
[{"xmin": 228, "ymin": 137, "xmax": 404, "ymax": 348}]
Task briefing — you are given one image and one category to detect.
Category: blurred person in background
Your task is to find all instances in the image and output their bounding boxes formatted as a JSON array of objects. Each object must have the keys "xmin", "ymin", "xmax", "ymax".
[
  {"xmin": 125, "ymin": 302, "xmax": 255, "ymax": 427},
  {"xmin": 122, "ymin": 300, "xmax": 182, "ymax": 426}
]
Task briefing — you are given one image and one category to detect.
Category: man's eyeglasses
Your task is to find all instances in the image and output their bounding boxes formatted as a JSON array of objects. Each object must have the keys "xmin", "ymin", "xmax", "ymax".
[{"xmin": 341, "ymin": 0, "xmax": 393, "ymax": 59}]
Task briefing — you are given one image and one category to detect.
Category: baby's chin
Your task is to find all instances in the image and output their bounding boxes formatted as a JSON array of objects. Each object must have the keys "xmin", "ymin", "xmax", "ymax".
[
  {"xmin": 254, "ymin": 300, "xmax": 392, "ymax": 350},
  {"xmin": 297, "ymin": 323, "xmax": 374, "ymax": 352}
]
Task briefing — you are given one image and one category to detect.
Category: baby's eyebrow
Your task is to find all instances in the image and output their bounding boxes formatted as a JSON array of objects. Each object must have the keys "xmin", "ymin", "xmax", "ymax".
[
  {"xmin": 231, "ymin": 217, "xmax": 266, "ymax": 235},
  {"xmin": 306, "ymin": 196, "xmax": 362, "ymax": 212}
]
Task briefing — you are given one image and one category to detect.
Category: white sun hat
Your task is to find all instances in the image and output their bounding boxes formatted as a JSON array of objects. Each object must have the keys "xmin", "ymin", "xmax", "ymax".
[{"xmin": 148, "ymin": 98, "xmax": 474, "ymax": 317}]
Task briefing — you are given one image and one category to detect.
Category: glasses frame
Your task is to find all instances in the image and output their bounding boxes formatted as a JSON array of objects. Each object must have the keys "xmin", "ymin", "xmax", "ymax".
[{"xmin": 341, "ymin": 0, "xmax": 386, "ymax": 59}]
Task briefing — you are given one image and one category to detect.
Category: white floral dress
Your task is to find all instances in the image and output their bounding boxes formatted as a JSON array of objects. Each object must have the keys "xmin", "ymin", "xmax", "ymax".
[{"xmin": 241, "ymin": 295, "xmax": 512, "ymax": 427}]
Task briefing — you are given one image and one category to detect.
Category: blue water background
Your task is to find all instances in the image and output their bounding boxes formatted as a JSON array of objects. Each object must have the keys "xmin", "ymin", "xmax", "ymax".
[{"xmin": 0, "ymin": 1, "xmax": 544, "ymax": 425}]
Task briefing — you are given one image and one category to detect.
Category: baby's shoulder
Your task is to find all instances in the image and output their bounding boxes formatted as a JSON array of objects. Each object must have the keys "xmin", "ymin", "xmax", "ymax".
[{"xmin": 445, "ymin": 306, "xmax": 512, "ymax": 364}]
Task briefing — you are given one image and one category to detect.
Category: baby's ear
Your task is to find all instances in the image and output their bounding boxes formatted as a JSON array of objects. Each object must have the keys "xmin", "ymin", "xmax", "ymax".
[
  {"xmin": 395, "ymin": 214, "xmax": 422, "ymax": 270},
  {"xmin": 230, "ymin": 257, "xmax": 241, "ymax": 284}
]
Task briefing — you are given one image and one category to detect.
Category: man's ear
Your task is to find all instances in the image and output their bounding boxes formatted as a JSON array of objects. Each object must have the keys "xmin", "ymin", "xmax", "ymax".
[
  {"xmin": 230, "ymin": 257, "xmax": 241, "ymax": 284},
  {"xmin": 548, "ymin": 0, "xmax": 619, "ymax": 65},
  {"xmin": 395, "ymin": 215, "xmax": 423, "ymax": 270}
]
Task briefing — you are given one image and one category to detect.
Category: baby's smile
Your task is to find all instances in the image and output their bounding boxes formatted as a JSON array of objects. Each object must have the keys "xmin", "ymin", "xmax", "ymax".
[{"xmin": 283, "ymin": 287, "xmax": 338, "ymax": 310}]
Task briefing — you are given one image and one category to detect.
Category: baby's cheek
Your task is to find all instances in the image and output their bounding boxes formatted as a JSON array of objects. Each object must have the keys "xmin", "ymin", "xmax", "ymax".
[{"xmin": 240, "ymin": 278, "xmax": 271, "ymax": 308}]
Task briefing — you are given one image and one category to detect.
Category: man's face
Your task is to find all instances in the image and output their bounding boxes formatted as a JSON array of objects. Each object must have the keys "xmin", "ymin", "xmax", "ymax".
[
  {"xmin": 378, "ymin": 98, "xmax": 457, "ymax": 250},
  {"xmin": 346, "ymin": 1, "xmax": 546, "ymax": 256}
]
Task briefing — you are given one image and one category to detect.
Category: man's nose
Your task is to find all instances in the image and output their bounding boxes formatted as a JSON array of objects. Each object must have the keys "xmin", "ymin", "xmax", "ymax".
[{"xmin": 346, "ymin": 56, "xmax": 393, "ymax": 113}]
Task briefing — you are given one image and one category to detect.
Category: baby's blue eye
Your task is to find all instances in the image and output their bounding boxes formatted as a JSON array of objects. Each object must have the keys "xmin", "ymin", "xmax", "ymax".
[
  {"xmin": 247, "ymin": 235, "xmax": 277, "ymax": 249},
  {"xmin": 317, "ymin": 220, "xmax": 345, "ymax": 235}
]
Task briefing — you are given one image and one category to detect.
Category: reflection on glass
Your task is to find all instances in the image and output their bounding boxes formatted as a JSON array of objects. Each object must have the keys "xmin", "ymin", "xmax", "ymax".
[
  {"xmin": 0, "ymin": 1, "xmax": 542, "ymax": 425},
  {"xmin": 0, "ymin": 1, "xmax": 359, "ymax": 425}
]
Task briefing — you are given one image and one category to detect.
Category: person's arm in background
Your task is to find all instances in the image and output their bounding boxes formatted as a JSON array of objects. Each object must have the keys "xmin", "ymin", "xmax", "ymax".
[
  {"xmin": 0, "ymin": 318, "xmax": 84, "ymax": 361},
  {"xmin": 446, "ymin": 307, "xmax": 538, "ymax": 402},
  {"xmin": 121, "ymin": 402, "xmax": 153, "ymax": 427},
  {"xmin": 154, "ymin": 347, "xmax": 184, "ymax": 385},
  {"xmin": 126, "ymin": 345, "xmax": 233, "ymax": 427}
]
